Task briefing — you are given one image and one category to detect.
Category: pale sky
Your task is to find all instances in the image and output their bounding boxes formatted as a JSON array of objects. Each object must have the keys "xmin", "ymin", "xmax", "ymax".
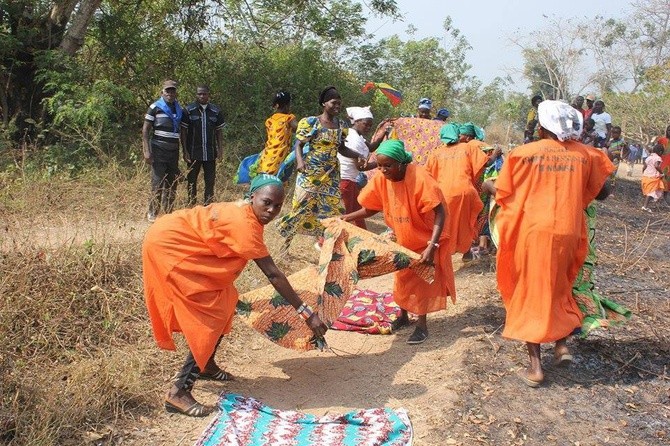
[{"xmin": 365, "ymin": 0, "xmax": 631, "ymax": 90}]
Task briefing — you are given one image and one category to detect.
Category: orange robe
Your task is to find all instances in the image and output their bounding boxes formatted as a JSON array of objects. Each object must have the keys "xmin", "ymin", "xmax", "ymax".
[
  {"xmin": 425, "ymin": 141, "xmax": 488, "ymax": 253},
  {"xmin": 142, "ymin": 202, "xmax": 269, "ymax": 370},
  {"xmin": 495, "ymin": 139, "xmax": 614, "ymax": 343},
  {"xmin": 358, "ymin": 164, "xmax": 456, "ymax": 314}
]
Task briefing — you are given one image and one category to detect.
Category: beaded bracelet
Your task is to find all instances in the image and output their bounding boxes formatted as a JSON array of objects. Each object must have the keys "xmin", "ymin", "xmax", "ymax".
[
  {"xmin": 298, "ymin": 304, "xmax": 314, "ymax": 321},
  {"xmin": 427, "ymin": 241, "xmax": 440, "ymax": 248}
]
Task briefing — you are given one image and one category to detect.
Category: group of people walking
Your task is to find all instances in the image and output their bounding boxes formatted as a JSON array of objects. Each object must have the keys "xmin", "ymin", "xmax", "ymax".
[{"xmin": 141, "ymin": 82, "xmax": 641, "ymax": 417}]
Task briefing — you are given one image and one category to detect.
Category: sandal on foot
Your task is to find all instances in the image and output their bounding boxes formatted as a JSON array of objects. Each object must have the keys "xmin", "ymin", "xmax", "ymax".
[
  {"xmin": 165, "ymin": 401, "xmax": 214, "ymax": 417},
  {"xmin": 517, "ymin": 371, "xmax": 543, "ymax": 388},
  {"xmin": 553, "ymin": 353, "xmax": 573, "ymax": 368},
  {"xmin": 407, "ymin": 327, "xmax": 428, "ymax": 345},
  {"xmin": 199, "ymin": 369, "xmax": 234, "ymax": 382},
  {"xmin": 391, "ymin": 317, "xmax": 410, "ymax": 331}
]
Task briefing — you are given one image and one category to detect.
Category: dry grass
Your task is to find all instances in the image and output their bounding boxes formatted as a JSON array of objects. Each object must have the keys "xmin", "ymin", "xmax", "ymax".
[
  {"xmin": 0, "ymin": 164, "xmax": 180, "ymax": 444},
  {"xmin": 0, "ymin": 234, "xmax": 153, "ymax": 444}
]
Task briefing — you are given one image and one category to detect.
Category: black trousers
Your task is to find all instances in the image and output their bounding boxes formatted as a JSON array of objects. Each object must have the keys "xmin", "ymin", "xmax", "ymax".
[
  {"xmin": 187, "ymin": 159, "xmax": 216, "ymax": 206},
  {"xmin": 174, "ymin": 336, "xmax": 223, "ymax": 391},
  {"xmin": 149, "ymin": 151, "xmax": 180, "ymax": 216}
]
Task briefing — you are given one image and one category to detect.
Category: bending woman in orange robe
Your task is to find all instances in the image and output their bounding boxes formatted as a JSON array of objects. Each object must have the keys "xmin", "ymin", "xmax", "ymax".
[
  {"xmin": 488, "ymin": 101, "xmax": 613, "ymax": 387},
  {"xmin": 142, "ymin": 174, "xmax": 327, "ymax": 417},
  {"xmin": 342, "ymin": 140, "xmax": 456, "ymax": 344},
  {"xmin": 425, "ymin": 122, "xmax": 488, "ymax": 256}
]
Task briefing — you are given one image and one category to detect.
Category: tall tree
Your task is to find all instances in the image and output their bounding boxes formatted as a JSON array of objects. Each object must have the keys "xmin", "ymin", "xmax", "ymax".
[
  {"xmin": 0, "ymin": 0, "xmax": 400, "ymax": 143},
  {"xmin": 511, "ymin": 17, "xmax": 586, "ymax": 100},
  {"xmin": 580, "ymin": 0, "xmax": 670, "ymax": 92},
  {"xmin": 0, "ymin": 0, "xmax": 101, "ymax": 133}
]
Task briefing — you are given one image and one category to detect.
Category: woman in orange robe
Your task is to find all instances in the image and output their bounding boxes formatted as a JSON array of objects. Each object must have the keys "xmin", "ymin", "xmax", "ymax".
[
  {"xmin": 425, "ymin": 122, "xmax": 488, "ymax": 256},
  {"xmin": 343, "ymin": 140, "xmax": 456, "ymax": 345},
  {"xmin": 143, "ymin": 174, "xmax": 327, "ymax": 417},
  {"xmin": 491, "ymin": 101, "xmax": 613, "ymax": 387}
]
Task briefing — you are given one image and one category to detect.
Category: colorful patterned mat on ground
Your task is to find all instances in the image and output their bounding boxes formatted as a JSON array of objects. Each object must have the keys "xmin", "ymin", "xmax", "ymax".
[
  {"xmin": 195, "ymin": 393, "xmax": 413, "ymax": 446},
  {"xmin": 331, "ymin": 289, "xmax": 401, "ymax": 334},
  {"xmin": 236, "ymin": 219, "xmax": 434, "ymax": 351}
]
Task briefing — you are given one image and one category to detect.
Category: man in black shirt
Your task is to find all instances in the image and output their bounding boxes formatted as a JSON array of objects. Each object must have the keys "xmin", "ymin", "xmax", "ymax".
[
  {"xmin": 180, "ymin": 85, "xmax": 225, "ymax": 206},
  {"xmin": 143, "ymin": 80, "xmax": 184, "ymax": 222}
]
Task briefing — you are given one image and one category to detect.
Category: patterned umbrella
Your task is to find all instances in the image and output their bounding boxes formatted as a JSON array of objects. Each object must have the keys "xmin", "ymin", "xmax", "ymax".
[{"xmin": 362, "ymin": 81, "xmax": 403, "ymax": 107}]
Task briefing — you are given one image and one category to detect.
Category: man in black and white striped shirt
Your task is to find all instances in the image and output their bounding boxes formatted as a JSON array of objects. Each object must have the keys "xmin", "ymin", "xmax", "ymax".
[{"xmin": 142, "ymin": 80, "xmax": 184, "ymax": 222}]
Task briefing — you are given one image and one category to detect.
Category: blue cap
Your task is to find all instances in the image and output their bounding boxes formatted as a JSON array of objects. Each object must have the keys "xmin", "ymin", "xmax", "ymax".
[{"xmin": 436, "ymin": 108, "xmax": 450, "ymax": 118}]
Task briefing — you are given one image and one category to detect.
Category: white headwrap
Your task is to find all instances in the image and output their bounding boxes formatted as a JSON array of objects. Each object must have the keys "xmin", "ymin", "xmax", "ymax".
[
  {"xmin": 346, "ymin": 106, "xmax": 374, "ymax": 123},
  {"xmin": 537, "ymin": 100, "xmax": 583, "ymax": 142}
]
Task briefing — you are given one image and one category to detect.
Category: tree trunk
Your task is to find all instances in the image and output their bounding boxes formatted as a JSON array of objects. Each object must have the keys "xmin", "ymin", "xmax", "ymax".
[
  {"xmin": 59, "ymin": 0, "xmax": 102, "ymax": 56},
  {"xmin": 49, "ymin": 0, "xmax": 79, "ymax": 28}
]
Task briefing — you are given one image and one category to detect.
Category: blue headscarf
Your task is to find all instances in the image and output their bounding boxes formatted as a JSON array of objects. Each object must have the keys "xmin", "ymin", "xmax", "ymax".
[
  {"xmin": 436, "ymin": 108, "xmax": 450, "ymax": 119},
  {"xmin": 154, "ymin": 97, "xmax": 183, "ymax": 133}
]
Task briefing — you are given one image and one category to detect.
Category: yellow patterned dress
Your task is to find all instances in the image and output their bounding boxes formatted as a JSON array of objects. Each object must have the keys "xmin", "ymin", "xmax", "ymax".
[
  {"xmin": 257, "ymin": 112, "xmax": 296, "ymax": 175},
  {"xmin": 277, "ymin": 116, "xmax": 347, "ymax": 238}
]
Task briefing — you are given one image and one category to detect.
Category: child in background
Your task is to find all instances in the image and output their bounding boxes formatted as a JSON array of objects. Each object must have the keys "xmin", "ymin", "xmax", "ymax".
[
  {"xmin": 641, "ymin": 144, "xmax": 666, "ymax": 213},
  {"xmin": 604, "ymin": 126, "xmax": 627, "ymax": 194},
  {"xmin": 607, "ymin": 126, "xmax": 627, "ymax": 162},
  {"xmin": 581, "ymin": 118, "xmax": 597, "ymax": 146},
  {"xmin": 256, "ymin": 91, "xmax": 298, "ymax": 176}
]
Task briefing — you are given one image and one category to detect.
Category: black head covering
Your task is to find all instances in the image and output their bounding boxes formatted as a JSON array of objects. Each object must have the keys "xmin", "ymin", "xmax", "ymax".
[
  {"xmin": 319, "ymin": 86, "xmax": 340, "ymax": 105},
  {"xmin": 273, "ymin": 90, "xmax": 291, "ymax": 107}
]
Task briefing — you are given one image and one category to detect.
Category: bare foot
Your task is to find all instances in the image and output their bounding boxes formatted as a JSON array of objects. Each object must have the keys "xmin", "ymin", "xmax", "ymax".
[
  {"xmin": 522, "ymin": 342, "xmax": 543, "ymax": 387},
  {"xmin": 553, "ymin": 339, "xmax": 573, "ymax": 367},
  {"xmin": 518, "ymin": 368, "xmax": 544, "ymax": 387}
]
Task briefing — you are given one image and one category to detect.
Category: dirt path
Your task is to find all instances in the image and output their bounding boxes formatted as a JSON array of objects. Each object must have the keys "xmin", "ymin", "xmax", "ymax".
[{"xmin": 115, "ymin": 262, "xmax": 496, "ymax": 446}]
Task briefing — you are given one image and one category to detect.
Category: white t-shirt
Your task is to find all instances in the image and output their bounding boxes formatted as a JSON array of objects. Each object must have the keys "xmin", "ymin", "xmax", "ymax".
[
  {"xmin": 591, "ymin": 112, "xmax": 612, "ymax": 138},
  {"xmin": 338, "ymin": 128, "xmax": 369, "ymax": 181}
]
